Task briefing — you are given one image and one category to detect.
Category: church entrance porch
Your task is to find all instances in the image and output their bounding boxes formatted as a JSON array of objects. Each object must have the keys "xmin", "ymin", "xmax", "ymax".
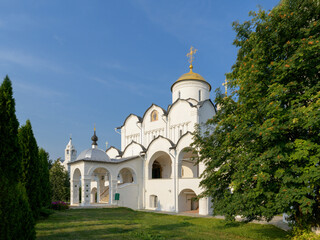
[
  {"xmin": 178, "ymin": 189, "xmax": 199, "ymax": 213},
  {"xmin": 91, "ymin": 167, "xmax": 110, "ymax": 204}
]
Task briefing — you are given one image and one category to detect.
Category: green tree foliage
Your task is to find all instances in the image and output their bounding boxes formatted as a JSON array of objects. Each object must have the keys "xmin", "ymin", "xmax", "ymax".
[
  {"xmin": 192, "ymin": 0, "xmax": 320, "ymax": 230},
  {"xmin": 50, "ymin": 159, "xmax": 70, "ymax": 202},
  {"xmin": 39, "ymin": 148, "xmax": 52, "ymax": 208},
  {"xmin": 0, "ymin": 175, "xmax": 35, "ymax": 240},
  {"xmin": 0, "ymin": 75, "xmax": 21, "ymax": 182},
  {"xmin": 18, "ymin": 120, "xmax": 42, "ymax": 219},
  {"xmin": 0, "ymin": 76, "xmax": 35, "ymax": 239}
]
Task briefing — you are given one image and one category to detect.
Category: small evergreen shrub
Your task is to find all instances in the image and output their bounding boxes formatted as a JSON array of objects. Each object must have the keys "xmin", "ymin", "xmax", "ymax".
[
  {"xmin": 39, "ymin": 207, "xmax": 55, "ymax": 218},
  {"xmin": 51, "ymin": 201, "xmax": 69, "ymax": 210}
]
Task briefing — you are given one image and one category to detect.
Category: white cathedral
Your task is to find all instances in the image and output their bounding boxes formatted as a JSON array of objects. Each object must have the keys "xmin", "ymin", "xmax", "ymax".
[{"xmin": 64, "ymin": 49, "xmax": 217, "ymax": 215}]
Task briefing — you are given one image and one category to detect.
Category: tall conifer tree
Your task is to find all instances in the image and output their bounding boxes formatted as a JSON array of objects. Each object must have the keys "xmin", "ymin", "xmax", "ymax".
[
  {"xmin": 19, "ymin": 120, "xmax": 42, "ymax": 219},
  {"xmin": 0, "ymin": 76, "xmax": 35, "ymax": 239},
  {"xmin": 39, "ymin": 148, "xmax": 52, "ymax": 207},
  {"xmin": 0, "ymin": 75, "xmax": 21, "ymax": 181}
]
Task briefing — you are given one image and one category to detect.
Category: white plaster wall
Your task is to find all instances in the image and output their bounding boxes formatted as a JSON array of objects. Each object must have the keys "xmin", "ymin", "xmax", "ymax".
[
  {"xmin": 116, "ymin": 184, "xmax": 139, "ymax": 209},
  {"xmin": 178, "ymin": 179, "xmax": 201, "ymax": 196},
  {"xmin": 106, "ymin": 148, "xmax": 120, "ymax": 158},
  {"xmin": 143, "ymin": 106, "xmax": 166, "ymax": 147},
  {"xmin": 122, "ymin": 143, "xmax": 144, "ymax": 158},
  {"xmin": 172, "ymin": 80, "xmax": 210, "ymax": 103},
  {"xmin": 145, "ymin": 179, "xmax": 175, "ymax": 211},
  {"xmin": 145, "ymin": 137, "xmax": 175, "ymax": 212},
  {"xmin": 199, "ymin": 101, "xmax": 215, "ymax": 124},
  {"xmin": 114, "ymin": 158, "xmax": 143, "ymax": 209},
  {"xmin": 121, "ymin": 115, "xmax": 141, "ymax": 150},
  {"xmin": 181, "ymin": 162, "xmax": 197, "ymax": 178},
  {"xmin": 168, "ymin": 101, "xmax": 197, "ymax": 143}
]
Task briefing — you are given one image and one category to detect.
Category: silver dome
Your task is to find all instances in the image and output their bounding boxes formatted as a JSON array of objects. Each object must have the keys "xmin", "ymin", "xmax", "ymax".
[{"xmin": 75, "ymin": 147, "xmax": 111, "ymax": 162}]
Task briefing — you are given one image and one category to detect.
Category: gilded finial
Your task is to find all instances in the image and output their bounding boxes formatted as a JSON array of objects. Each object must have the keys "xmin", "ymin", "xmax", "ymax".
[
  {"xmin": 94, "ymin": 123, "xmax": 96, "ymax": 132},
  {"xmin": 222, "ymin": 79, "xmax": 228, "ymax": 95},
  {"xmin": 186, "ymin": 46, "xmax": 197, "ymax": 72}
]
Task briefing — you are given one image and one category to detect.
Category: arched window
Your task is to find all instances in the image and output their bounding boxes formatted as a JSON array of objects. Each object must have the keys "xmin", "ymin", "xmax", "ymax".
[
  {"xmin": 178, "ymin": 91, "xmax": 181, "ymax": 99},
  {"xmin": 152, "ymin": 160, "xmax": 162, "ymax": 178},
  {"xmin": 151, "ymin": 110, "xmax": 158, "ymax": 122},
  {"xmin": 198, "ymin": 90, "xmax": 201, "ymax": 101}
]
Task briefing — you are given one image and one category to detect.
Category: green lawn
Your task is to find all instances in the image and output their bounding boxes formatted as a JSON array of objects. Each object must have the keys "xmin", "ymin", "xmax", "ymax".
[{"xmin": 36, "ymin": 208, "xmax": 289, "ymax": 240}]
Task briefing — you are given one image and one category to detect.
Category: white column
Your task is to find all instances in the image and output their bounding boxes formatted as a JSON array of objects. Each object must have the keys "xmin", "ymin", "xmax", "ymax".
[
  {"xmin": 96, "ymin": 176, "xmax": 100, "ymax": 203},
  {"xmin": 199, "ymin": 197, "xmax": 212, "ymax": 215},
  {"xmin": 81, "ymin": 177, "xmax": 91, "ymax": 206},
  {"xmin": 175, "ymin": 154, "xmax": 179, "ymax": 213},
  {"xmin": 109, "ymin": 179, "xmax": 118, "ymax": 205},
  {"xmin": 71, "ymin": 180, "xmax": 80, "ymax": 205}
]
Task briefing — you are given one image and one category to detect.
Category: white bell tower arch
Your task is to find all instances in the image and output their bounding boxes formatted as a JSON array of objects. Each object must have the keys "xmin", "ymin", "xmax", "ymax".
[{"xmin": 64, "ymin": 136, "xmax": 77, "ymax": 174}]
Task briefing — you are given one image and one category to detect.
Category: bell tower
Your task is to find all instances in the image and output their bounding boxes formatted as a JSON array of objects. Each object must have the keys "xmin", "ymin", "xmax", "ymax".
[{"xmin": 64, "ymin": 136, "xmax": 77, "ymax": 174}]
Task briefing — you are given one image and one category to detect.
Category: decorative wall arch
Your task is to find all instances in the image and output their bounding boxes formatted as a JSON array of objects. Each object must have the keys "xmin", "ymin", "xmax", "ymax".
[
  {"xmin": 116, "ymin": 166, "xmax": 137, "ymax": 184},
  {"xmin": 121, "ymin": 141, "xmax": 146, "ymax": 158},
  {"xmin": 178, "ymin": 188, "xmax": 199, "ymax": 212},
  {"xmin": 177, "ymin": 147, "xmax": 198, "ymax": 178},
  {"xmin": 87, "ymin": 165, "xmax": 113, "ymax": 178},
  {"xmin": 148, "ymin": 151, "xmax": 172, "ymax": 179},
  {"xmin": 141, "ymin": 103, "xmax": 166, "ymax": 125},
  {"xmin": 72, "ymin": 167, "xmax": 82, "ymax": 181}
]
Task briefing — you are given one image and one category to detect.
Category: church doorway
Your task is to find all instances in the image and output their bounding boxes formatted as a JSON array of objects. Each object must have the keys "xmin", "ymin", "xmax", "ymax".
[
  {"xmin": 149, "ymin": 152, "xmax": 172, "ymax": 179},
  {"xmin": 91, "ymin": 167, "xmax": 110, "ymax": 204},
  {"xmin": 178, "ymin": 189, "xmax": 199, "ymax": 213},
  {"xmin": 152, "ymin": 161, "xmax": 162, "ymax": 178}
]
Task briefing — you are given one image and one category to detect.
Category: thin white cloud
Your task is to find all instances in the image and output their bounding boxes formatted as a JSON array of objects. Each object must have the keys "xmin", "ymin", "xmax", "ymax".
[
  {"xmin": 92, "ymin": 76, "xmax": 153, "ymax": 97},
  {"xmin": 0, "ymin": 49, "xmax": 67, "ymax": 74},
  {"xmin": 14, "ymin": 81, "xmax": 65, "ymax": 98},
  {"xmin": 0, "ymin": 13, "xmax": 38, "ymax": 31},
  {"xmin": 135, "ymin": 0, "xmax": 220, "ymax": 43}
]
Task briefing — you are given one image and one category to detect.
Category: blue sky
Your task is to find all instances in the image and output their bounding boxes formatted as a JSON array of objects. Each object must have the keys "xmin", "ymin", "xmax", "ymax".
[{"xmin": 0, "ymin": 0, "xmax": 279, "ymax": 160}]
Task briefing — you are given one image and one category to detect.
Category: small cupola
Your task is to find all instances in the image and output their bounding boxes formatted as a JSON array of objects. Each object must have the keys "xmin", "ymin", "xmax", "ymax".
[
  {"xmin": 171, "ymin": 47, "xmax": 211, "ymax": 103},
  {"xmin": 91, "ymin": 126, "xmax": 98, "ymax": 149}
]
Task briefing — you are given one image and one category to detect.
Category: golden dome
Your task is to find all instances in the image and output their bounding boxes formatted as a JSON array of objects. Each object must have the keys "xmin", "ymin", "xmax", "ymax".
[{"xmin": 172, "ymin": 64, "xmax": 211, "ymax": 91}]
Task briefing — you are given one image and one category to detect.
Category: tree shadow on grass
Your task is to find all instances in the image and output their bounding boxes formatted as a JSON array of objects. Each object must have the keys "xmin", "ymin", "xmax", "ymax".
[
  {"xmin": 150, "ymin": 221, "xmax": 193, "ymax": 232},
  {"xmin": 37, "ymin": 226, "xmax": 137, "ymax": 240},
  {"xmin": 217, "ymin": 221, "xmax": 289, "ymax": 240}
]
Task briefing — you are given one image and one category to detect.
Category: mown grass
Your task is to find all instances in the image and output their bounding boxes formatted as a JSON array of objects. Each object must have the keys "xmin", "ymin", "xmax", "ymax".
[{"xmin": 36, "ymin": 207, "xmax": 290, "ymax": 240}]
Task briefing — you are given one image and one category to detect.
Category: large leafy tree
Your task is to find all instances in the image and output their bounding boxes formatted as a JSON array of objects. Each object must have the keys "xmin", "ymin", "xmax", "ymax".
[
  {"xmin": 18, "ymin": 120, "xmax": 42, "ymax": 219},
  {"xmin": 192, "ymin": 0, "xmax": 320, "ymax": 230},
  {"xmin": 0, "ymin": 76, "xmax": 35, "ymax": 239},
  {"xmin": 39, "ymin": 148, "xmax": 52, "ymax": 208},
  {"xmin": 50, "ymin": 159, "xmax": 70, "ymax": 202}
]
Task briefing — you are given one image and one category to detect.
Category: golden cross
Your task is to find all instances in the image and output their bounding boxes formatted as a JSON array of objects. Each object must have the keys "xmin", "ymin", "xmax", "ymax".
[
  {"xmin": 94, "ymin": 123, "xmax": 96, "ymax": 132},
  {"xmin": 186, "ymin": 46, "xmax": 197, "ymax": 65},
  {"xmin": 222, "ymin": 79, "xmax": 228, "ymax": 95}
]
